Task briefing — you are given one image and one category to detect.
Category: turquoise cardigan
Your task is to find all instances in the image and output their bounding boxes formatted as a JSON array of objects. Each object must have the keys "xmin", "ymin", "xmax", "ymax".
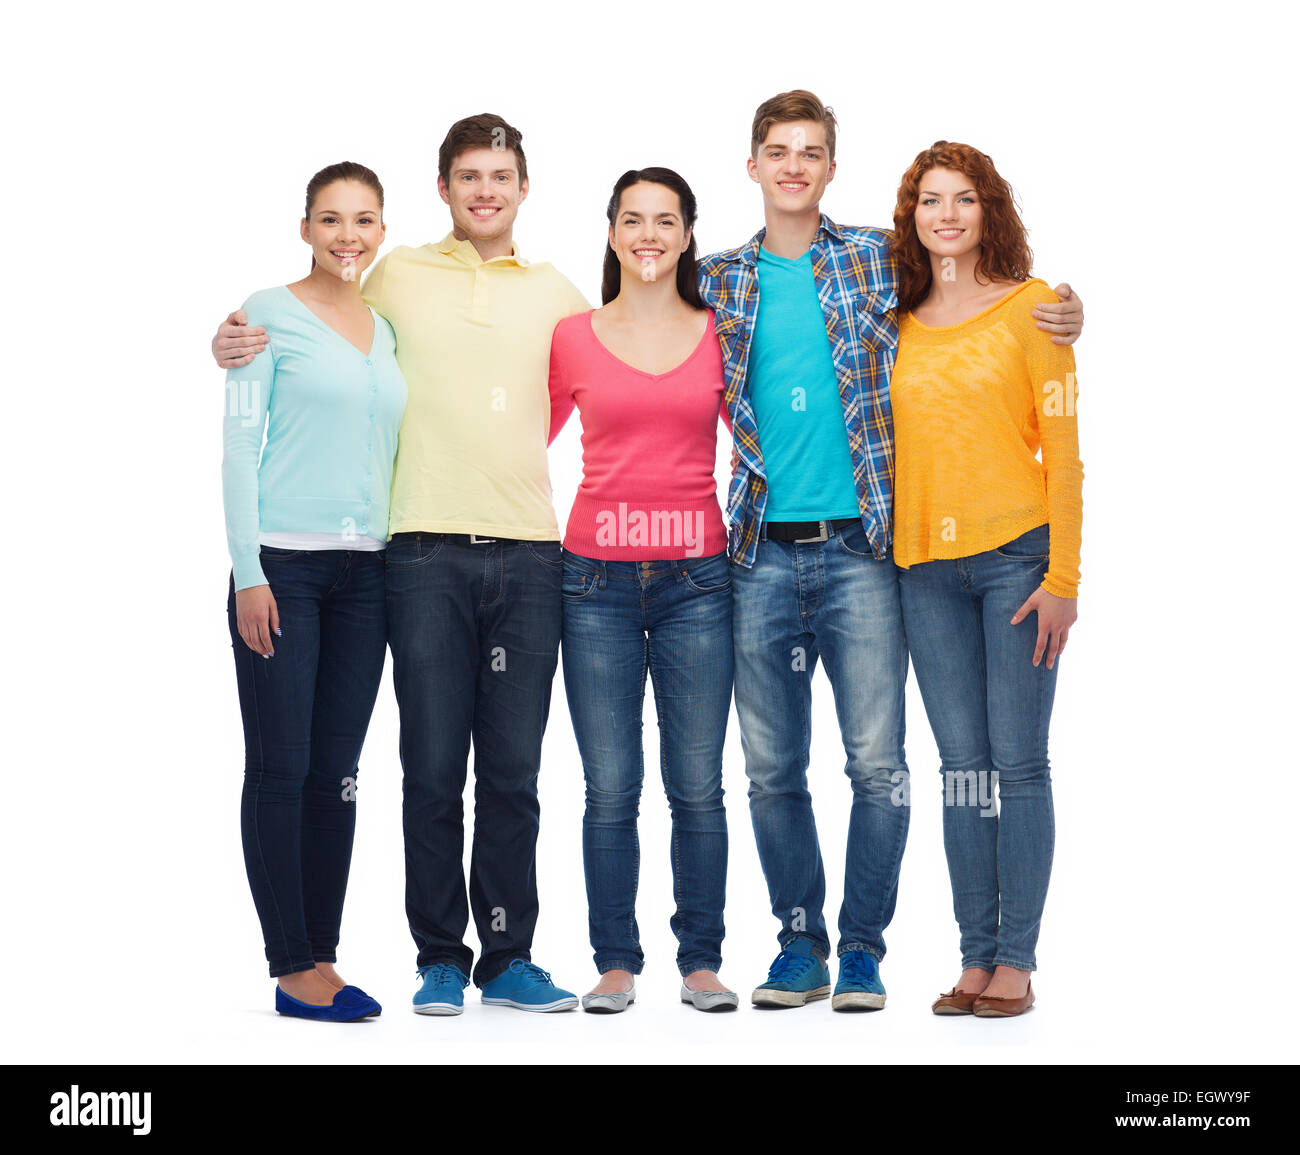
[{"xmin": 222, "ymin": 286, "xmax": 408, "ymax": 590}]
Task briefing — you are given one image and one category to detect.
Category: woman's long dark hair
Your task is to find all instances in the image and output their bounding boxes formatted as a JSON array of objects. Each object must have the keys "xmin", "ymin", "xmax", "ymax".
[{"xmin": 601, "ymin": 168, "xmax": 704, "ymax": 307}]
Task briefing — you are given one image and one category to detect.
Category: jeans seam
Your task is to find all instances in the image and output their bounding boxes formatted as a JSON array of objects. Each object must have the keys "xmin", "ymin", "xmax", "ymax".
[{"xmin": 242, "ymin": 637, "xmax": 294, "ymax": 976}]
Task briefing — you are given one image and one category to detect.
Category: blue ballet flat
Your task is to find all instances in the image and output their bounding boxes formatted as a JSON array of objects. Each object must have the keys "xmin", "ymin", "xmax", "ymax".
[
  {"xmin": 337, "ymin": 985, "xmax": 382, "ymax": 1018},
  {"xmin": 275, "ymin": 984, "xmax": 382, "ymax": 1022}
]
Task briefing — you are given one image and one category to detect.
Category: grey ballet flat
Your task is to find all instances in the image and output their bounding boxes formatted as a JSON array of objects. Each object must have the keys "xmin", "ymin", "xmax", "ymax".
[
  {"xmin": 680, "ymin": 983, "xmax": 739, "ymax": 1012},
  {"xmin": 581, "ymin": 988, "xmax": 635, "ymax": 1014}
]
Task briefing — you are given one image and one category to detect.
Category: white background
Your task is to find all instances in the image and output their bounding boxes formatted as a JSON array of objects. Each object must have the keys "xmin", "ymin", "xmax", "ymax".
[{"xmin": 3, "ymin": 0, "xmax": 1294, "ymax": 1066}]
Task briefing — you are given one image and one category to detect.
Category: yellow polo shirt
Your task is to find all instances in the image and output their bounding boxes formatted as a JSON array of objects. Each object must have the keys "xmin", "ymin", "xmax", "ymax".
[{"xmin": 362, "ymin": 234, "xmax": 590, "ymax": 539}]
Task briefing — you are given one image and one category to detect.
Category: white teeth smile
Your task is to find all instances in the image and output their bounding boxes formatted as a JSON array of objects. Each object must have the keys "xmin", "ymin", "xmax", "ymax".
[
  {"xmin": 634, "ymin": 250, "xmax": 663, "ymax": 257},
  {"xmin": 471, "ymin": 206, "xmax": 499, "ymax": 215}
]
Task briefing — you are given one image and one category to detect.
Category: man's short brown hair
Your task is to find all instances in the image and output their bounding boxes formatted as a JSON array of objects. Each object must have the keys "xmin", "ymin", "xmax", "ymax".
[
  {"xmin": 751, "ymin": 90, "xmax": 838, "ymax": 163},
  {"xmin": 438, "ymin": 113, "xmax": 528, "ymax": 186}
]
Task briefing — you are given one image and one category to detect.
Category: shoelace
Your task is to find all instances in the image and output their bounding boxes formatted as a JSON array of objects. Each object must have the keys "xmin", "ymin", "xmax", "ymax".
[
  {"xmin": 509, "ymin": 960, "xmax": 554, "ymax": 987},
  {"xmin": 767, "ymin": 950, "xmax": 818, "ymax": 983},
  {"xmin": 839, "ymin": 951, "xmax": 877, "ymax": 984},
  {"xmin": 418, "ymin": 963, "xmax": 463, "ymax": 987}
]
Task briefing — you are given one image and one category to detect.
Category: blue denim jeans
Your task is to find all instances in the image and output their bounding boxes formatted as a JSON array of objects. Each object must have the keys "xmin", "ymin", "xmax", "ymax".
[
  {"xmin": 731, "ymin": 520, "xmax": 910, "ymax": 962},
  {"xmin": 896, "ymin": 523, "xmax": 1058, "ymax": 972},
  {"xmin": 385, "ymin": 533, "xmax": 562, "ymax": 987},
  {"xmin": 561, "ymin": 550, "xmax": 733, "ymax": 976},
  {"xmin": 228, "ymin": 547, "xmax": 388, "ymax": 978}
]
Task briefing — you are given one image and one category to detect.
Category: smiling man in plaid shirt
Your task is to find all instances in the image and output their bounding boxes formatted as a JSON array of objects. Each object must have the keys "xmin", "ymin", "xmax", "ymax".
[{"xmin": 700, "ymin": 90, "xmax": 1083, "ymax": 1011}]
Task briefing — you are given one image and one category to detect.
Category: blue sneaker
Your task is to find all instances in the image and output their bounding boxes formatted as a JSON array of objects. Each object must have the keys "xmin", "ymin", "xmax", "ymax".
[
  {"xmin": 751, "ymin": 939, "xmax": 832, "ymax": 1007},
  {"xmin": 481, "ymin": 959, "xmax": 578, "ymax": 1012},
  {"xmin": 413, "ymin": 963, "xmax": 469, "ymax": 1016},
  {"xmin": 832, "ymin": 950, "xmax": 887, "ymax": 1011}
]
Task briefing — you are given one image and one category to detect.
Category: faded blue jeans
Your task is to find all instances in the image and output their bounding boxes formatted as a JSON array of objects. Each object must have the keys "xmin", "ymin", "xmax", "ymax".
[
  {"xmin": 896, "ymin": 523, "xmax": 1059, "ymax": 972},
  {"xmin": 561, "ymin": 550, "xmax": 733, "ymax": 977},
  {"xmin": 731, "ymin": 520, "xmax": 910, "ymax": 963}
]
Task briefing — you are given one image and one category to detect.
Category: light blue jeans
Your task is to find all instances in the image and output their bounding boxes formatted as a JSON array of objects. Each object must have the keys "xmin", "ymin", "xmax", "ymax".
[
  {"xmin": 731, "ymin": 520, "xmax": 910, "ymax": 962},
  {"xmin": 896, "ymin": 523, "xmax": 1059, "ymax": 972},
  {"xmin": 561, "ymin": 550, "xmax": 733, "ymax": 977}
]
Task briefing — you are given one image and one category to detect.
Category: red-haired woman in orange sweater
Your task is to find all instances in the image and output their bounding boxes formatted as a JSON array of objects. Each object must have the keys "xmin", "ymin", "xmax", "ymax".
[{"xmin": 890, "ymin": 142, "xmax": 1083, "ymax": 1018}]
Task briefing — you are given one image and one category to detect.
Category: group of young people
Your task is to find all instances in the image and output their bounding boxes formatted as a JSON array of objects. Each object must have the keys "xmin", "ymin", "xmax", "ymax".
[{"xmin": 216, "ymin": 90, "xmax": 1084, "ymax": 1023}]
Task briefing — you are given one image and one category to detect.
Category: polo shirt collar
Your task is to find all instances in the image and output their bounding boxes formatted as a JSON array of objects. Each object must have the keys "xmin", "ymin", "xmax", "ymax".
[{"xmin": 434, "ymin": 231, "xmax": 530, "ymax": 268}]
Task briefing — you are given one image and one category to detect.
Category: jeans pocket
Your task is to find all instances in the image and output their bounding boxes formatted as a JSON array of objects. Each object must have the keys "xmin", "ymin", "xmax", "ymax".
[
  {"xmin": 561, "ymin": 554, "xmax": 601, "ymax": 601},
  {"xmin": 681, "ymin": 553, "xmax": 732, "ymax": 594},
  {"xmin": 384, "ymin": 536, "xmax": 446, "ymax": 567},
  {"xmin": 524, "ymin": 541, "xmax": 562, "ymax": 570},
  {"xmin": 994, "ymin": 524, "xmax": 1050, "ymax": 561},
  {"xmin": 834, "ymin": 520, "xmax": 874, "ymax": 558},
  {"xmin": 259, "ymin": 546, "xmax": 306, "ymax": 561}
]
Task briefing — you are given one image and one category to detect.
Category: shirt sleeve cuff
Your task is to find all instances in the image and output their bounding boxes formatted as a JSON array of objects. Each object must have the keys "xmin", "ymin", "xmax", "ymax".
[
  {"xmin": 1041, "ymin": 573, "xmax": 1078, "ymax": 600},
  {"xmin": 232, "ymin": 552, "xmax": 267, "ymax": 592}
]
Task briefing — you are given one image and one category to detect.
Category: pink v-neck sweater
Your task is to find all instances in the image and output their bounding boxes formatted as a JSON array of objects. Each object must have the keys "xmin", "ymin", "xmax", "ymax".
[{"xmin": 547, "ymin": 309, "xmax": 731, "ymax": 560}]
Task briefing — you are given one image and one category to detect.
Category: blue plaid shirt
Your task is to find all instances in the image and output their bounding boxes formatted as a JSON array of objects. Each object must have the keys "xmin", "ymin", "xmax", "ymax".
[{"xmin": 698, "ymin": 214, "xmax": 899, "ymax": 567}]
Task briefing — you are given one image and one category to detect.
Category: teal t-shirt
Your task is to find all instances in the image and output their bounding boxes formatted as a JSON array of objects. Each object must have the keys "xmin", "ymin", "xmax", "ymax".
[{"xmin": 748, "ymin": 247, "xmax": 859, "ymax": 521}]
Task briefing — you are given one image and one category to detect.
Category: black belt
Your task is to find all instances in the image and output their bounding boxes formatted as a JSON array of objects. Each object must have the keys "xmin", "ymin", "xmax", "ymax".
[{"xmin": 764, "ymin": 517, "xmax": 859, "ymax": 543}]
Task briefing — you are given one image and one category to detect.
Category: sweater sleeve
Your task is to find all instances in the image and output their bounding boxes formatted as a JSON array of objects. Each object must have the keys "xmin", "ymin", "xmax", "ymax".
[
  {"xmin": 546, "ymin": 319, "xmax": 577, "ymax": 447},
  {"xmin": 1018, "ymin": 285, "xmax": 1083, "ymax": 598},
  {"xmin": 222, "ymin": 309, "xmax": 275, "ymax": 591}
]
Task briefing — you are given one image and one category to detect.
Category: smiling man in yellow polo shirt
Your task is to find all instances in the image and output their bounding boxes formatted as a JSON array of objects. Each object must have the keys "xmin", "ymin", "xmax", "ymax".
[
  {"xmin": 213, "ymin": 114, "xmax": 589, "ymax": 1016},
  {"xmin": 363, "ymin": 160, "xmax": 587, "ymax": 541}
]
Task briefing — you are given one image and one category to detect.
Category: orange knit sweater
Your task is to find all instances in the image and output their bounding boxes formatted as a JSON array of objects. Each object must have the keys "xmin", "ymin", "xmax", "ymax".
[{"xmin": 891, "ymin": 278, "xmax": 1083, "ymax": 598}]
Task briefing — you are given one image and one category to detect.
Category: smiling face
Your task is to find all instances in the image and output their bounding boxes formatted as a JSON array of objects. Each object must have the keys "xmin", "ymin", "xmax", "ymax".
[
  {"xmin": 438, "ymin": 146, "xmax": 528, "ymax": 247},
  {"xmin": 913, "ymin": 167, "xmax": 983, "ymax": 258},
  {"xmin": 300, "ymin": 180, "xmax": 385, "ymax": 279},
  {"xmin": 608, "ymin": 181, "xmax": 690, "ymax": 286},
  {"xmin": 747, "ymin": 119, "xmax": 835, "ymax": 216}
]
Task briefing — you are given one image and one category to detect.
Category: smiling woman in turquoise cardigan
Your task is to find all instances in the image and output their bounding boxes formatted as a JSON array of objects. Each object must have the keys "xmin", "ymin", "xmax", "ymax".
[{"xmin": 221, "ymin": 162, "xmax": 406, "ymax": 1022}]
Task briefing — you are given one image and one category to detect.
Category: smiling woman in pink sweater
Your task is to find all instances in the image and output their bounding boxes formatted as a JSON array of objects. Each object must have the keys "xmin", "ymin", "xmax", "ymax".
[{"xmin": 547, "ymin": 168, "xmax": 736, "ymax": 1013}]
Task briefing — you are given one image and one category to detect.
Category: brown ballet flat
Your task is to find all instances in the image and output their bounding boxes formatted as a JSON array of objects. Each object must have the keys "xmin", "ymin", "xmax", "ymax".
[
  {"xmin": 972, "ymin": 981, "xmax": 1034, "ymax": 1017},
  {"xmin": 931, "ymin": 987, "xmax": 979, "ymax": 1015}
]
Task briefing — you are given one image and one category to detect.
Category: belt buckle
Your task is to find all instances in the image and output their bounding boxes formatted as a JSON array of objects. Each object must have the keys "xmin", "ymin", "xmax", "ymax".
[
  {"xmin": 469, "ymin": 534, "xmax": 497, "ymax": 545},
  {"xmin": 794, "ymin": 520, "xmax": 829, "ymax": 544}
]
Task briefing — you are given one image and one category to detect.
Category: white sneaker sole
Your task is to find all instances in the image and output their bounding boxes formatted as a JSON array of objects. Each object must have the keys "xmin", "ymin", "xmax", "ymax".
[
  {"xmin": 413, "ymin": 1002, "xmax": 463, "ymax": 1016},
  {"xmin": 751, "ymin": 984, "xmax": 831, "ymax": 1007},
  {"xmin": 831, "ymin": 990, "xmax": 886, "ymax": 1011},
  {"xmin": 482, "ymin": 996, "xmax": 579, "ymax": 1012}
]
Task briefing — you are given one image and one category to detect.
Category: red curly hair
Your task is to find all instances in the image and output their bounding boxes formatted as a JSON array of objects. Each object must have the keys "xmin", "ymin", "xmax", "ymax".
[{"xmin": 891, "ymin": 141, "xmax": 1033, "ymax": 313}]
